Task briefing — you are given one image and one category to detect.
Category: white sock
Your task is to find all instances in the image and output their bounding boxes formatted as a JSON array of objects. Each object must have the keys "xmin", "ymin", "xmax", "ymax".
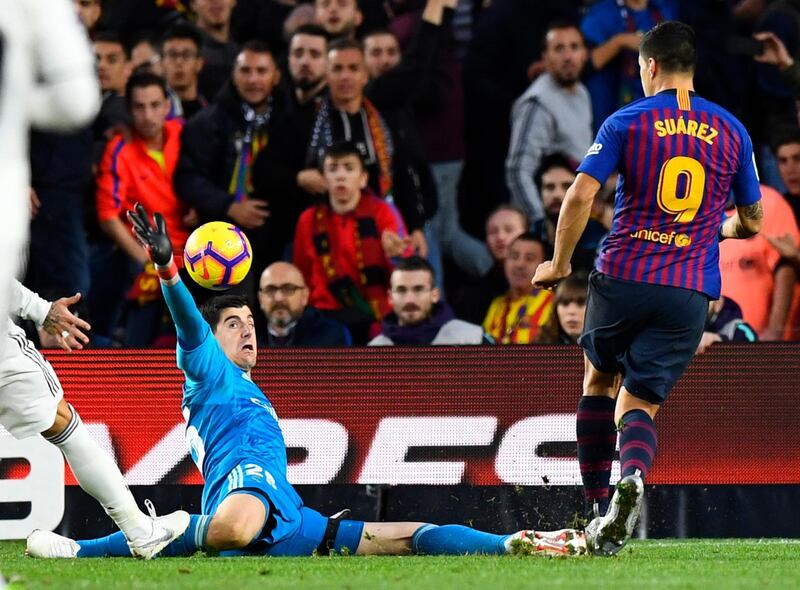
[{"xmin": 46, "ymin": 404, "xmax": 152, "ymax": 540}]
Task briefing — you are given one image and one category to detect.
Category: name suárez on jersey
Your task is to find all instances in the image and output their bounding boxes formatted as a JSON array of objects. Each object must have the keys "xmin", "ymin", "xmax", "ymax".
[{"xmin": 653, "ymin": 117, "xmax": 718, "ymax": 146}]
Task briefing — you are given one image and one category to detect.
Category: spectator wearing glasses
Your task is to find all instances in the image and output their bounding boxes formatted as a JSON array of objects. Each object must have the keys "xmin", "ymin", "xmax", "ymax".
[
  {"xmin": 161, "ymin": 23, "xmax": 208, "ymax": 121},
  {"xmin": 257, "ymin": 262, "xmax": 351, "ymax": 347},
  {"xmin": 369, "ymin": 256, "xmax": 492, "ymax": 345},
  {"xmin": 130, "ymin": 32, "xmax": 164, "ymax": 76}
]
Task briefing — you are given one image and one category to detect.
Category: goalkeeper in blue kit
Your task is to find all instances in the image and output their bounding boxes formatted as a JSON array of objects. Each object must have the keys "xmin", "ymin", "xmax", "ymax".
[{"xmin": 28, "ymin": 204, "xmax": 585, "ymax": 559}]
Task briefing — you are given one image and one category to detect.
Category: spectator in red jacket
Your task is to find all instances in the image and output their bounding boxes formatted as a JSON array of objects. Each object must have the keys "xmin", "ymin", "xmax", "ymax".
[
  {"xmin": 94, "ymin": 72, "xmax": 194, "ymax": 346},
  {"xmin": 293, "ymin": 141, "xmax": 410, "ymax": 343}
]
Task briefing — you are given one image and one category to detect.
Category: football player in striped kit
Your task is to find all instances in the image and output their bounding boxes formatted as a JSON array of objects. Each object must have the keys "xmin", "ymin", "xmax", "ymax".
[{"xmin": 533, "ymin": 21, "xmax": 763, "ymax": 556}]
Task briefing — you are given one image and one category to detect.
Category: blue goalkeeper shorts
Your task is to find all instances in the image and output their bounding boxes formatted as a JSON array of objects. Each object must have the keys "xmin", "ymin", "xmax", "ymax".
[
  {"xmin": 219, "ymin": 505, "xmax": 365, "ymax": 557},
  {"xmin": 213, "ymin": 461, "xmax": 365, "ymax": 556}
]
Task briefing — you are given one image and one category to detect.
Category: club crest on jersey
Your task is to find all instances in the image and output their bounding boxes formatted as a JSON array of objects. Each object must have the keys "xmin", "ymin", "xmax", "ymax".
[
  {"xmin": 586, "ymin": 143, "xmax": 603, "ymax": 156},
  {"xmin": 629, "ymin": 228, "xmax": 692, "ymax": 248}
]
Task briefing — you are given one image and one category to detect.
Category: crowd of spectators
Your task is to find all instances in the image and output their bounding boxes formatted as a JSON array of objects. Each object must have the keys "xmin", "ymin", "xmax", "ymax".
[{"xmin": 21, "ymin": 0, "xmax": 800, "ymax": 348}]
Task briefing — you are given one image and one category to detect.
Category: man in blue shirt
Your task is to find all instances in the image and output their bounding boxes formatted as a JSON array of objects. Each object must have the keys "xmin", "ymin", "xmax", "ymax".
[
  {"xmin": 581, "ymin": 0, "xmax": 678, "ymax": 129},
  {"xmin": 28, "ymin": 204, "xmax": 585, "ymax": 560}
]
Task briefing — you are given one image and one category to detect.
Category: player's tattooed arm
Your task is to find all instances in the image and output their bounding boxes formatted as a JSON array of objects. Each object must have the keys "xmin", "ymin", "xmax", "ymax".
[
  {"xmin": 742, "ymin": 201, "xmax": 764, "ymax": 221},
  {"xmin": 720, "ymin": 200, "xmax": 763, "ymax": 240},
  {"xmin": 42, "ymin": 294, "xmax": 91, "ymax": 351}
]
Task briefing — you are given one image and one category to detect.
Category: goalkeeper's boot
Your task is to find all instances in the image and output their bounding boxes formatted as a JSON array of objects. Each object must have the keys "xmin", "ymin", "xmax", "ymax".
[
  {"xmin": 585, "ymin": 472, "xmax": 644, "ymax": 557},
  {"xmin": 26, "ymin": 530, "xmax": 79, "ymax": 558},
  {"xmin": 507, "ymin": 528, "xmax": 587, "ymax": 557},
  {"xmin": 127, "ymin": 499, "xmax": 190, "ymax": 560}
]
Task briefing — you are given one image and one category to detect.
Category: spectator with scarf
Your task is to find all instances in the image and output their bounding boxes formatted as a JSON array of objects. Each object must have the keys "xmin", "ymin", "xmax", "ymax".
[
  {"xmin": 174, "ymin": 41, "xmax": 287, "ymax": 284},
  {"xmin": 293, "ymin": 141, "xmax": 411, "ymax": 344},
  {"xmin": 369, "ymin": 256, "xmax": 492, "ymax": 346},
  {"xmin": 161, "ymin": 23, "xmax": 208, "ymax": 121},
  {"xmin": 254, "ymin": 38, "xmax": 431, "ymax": 259}
]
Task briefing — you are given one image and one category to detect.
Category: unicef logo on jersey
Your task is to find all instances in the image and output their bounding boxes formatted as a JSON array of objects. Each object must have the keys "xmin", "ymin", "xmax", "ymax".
[
  {"xmin": 586, "ymin": 143, "xmax": 603, "ymax": 156},
  {"xmin": 629, "ymin": 228, "xmax": 692, "ymax": 248}
]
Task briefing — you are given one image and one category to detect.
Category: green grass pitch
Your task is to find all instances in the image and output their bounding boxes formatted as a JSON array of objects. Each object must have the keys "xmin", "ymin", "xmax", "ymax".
[{"xmin": 1, "ymin": 539, "xmax": 797, "ymax": 590}]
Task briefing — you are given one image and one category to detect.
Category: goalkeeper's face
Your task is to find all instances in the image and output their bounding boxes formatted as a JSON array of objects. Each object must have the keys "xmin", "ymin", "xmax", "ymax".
[{"xmin": 214, "ymin": 306, "xmax": 258, "ymax": 371}]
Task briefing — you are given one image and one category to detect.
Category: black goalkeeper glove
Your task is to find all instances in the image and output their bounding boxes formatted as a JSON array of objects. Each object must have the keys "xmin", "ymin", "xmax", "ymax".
[{"xmin": 127, "ymin": 203, "xmax": 174, "ymax": 266}]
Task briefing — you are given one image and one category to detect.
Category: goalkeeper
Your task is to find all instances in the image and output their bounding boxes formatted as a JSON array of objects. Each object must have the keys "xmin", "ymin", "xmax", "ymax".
[{"xmin": 29, "ymin": 204, "xmax": 584, "ymax": 559}]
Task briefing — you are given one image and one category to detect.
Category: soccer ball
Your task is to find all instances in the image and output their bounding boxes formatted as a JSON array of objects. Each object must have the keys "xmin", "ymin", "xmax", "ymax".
[{"xmin": 183, "ymin": 222, "xmax": 252, "ymax": 290}]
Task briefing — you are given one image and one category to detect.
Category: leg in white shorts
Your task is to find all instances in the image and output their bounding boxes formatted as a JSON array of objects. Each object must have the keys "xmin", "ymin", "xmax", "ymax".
[{"xmin": 0, "ymin": 325, "xmax": 62, "ymax": 439}]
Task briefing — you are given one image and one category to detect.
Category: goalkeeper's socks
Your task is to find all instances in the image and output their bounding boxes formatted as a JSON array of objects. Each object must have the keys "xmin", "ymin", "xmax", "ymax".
[
  {"xmin": 157, "ymin": 514, "xmax": 212, "ymax": 556},
  {"xmin": 411, "ymin": 524, "xmax": 509, "ymax": 555},
  {"xmin": 619, "ymin": 409, "xmax": 657, "ymax": 479},
  {"xmin": 77, "ymin": 531, "xmax": 131, "ymax": 557},
  {"xmin": 77, "ymin": 514, "xmax": 212, "ymax": 558},
  {"xmin": 576, "ymin": 395, "xmax": 617, "ymax": 507},
  {"xmin": 46, "ymin": 405, "xmax": 151, "ymax": 540}
]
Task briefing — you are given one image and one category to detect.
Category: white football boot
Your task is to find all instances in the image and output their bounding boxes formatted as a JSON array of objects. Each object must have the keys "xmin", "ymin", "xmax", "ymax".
[
  {"xmin": 507, "ymin": 528, "xmax": 587, "ymax": 557},
  {"xmin": 26, "ymin": 501, "xmax": 189, "ymax": 560},
  {"xmin": 26, "ymin": 530, "xmax": 80, "ymax": 558},
  {"xmin": 126, "ymin": 499, "xmax": 190, "ymax": 560},
  {"xmin": 585, "ymin": 472, "xmax": 644, "ymax": 557}
]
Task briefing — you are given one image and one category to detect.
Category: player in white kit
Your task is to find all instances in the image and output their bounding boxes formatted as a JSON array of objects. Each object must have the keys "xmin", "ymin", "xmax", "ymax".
[
  {"xmin": 4, "ymin": 280, "xmax": 189, "ymax": 558},
  {"xmin": 0, "ymin": 0, "xmax": 98, "ymax": 341},
  {"xmin": 1, "ymin": 0, "xmax": 189, "ymax": 556}
]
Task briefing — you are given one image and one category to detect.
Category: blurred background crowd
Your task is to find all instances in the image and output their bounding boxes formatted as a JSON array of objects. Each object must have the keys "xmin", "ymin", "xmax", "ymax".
[{"xmin": 21, "ymin": 0, "xmax": 800, "ymax": 348}]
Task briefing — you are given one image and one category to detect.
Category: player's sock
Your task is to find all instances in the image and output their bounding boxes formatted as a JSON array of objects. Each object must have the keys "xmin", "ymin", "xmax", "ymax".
[
  {"xmin": 76, "ymin": 531, "xmax": 132, "ymax": 557},
  {"xmin": 46, "ymin": 404, "xmax": 151, "ymax": 540},
  {"xmin": 619, "ymin": 409, "xmax": 657, "ymax": 479},
  {"xmin": 576, "ymin": 395, "xmax": 616, "ymax": 513},
  {"xmin": 411, "ymin": 524, "xmax": 509, "ymax": 555},
  {"xmin": 76, "ymin": 514, "xmax": 212, "ymax": 558}
]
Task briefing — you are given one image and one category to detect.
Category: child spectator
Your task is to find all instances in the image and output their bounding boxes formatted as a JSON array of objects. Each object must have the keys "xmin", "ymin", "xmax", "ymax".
[
  {"xmin": 535, "ymin": 273, "xmax": 588, "ymax": 344},
  {"xmin": 293, "ymin": 141, "xmax": 411, "ymax": 343}
]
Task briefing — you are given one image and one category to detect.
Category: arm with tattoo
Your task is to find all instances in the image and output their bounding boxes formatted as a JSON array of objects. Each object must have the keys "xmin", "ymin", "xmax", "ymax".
[{"xmin": 719, "ymin": 200, "xmax": 763, "ymax": 240}]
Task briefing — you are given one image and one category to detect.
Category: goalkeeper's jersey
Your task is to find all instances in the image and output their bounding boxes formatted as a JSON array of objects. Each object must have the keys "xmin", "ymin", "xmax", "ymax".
[{"xmin": 163, "ymin": 280, "xmax": 302, "ymax": 538}]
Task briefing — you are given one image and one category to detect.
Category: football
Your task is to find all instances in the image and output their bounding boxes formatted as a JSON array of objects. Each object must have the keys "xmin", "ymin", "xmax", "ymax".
[{"xmin": 183, "ymin": 222, "xmax": 252, "ymax": 290}]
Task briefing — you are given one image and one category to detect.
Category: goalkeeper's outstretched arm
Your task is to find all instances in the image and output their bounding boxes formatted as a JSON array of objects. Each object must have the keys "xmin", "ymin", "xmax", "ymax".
[{"xmin": 127, "ymin": 204, "xmax": 207, "ymax": 350}]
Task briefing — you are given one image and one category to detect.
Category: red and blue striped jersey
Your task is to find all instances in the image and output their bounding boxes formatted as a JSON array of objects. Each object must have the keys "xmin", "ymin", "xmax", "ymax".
[{"xmin": 577, "ymin": 88, "xmax": 761, "ymax": 299}]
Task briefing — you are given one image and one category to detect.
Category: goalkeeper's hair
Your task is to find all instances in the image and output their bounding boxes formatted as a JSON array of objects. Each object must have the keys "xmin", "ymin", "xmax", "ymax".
[{"xmin": 201, "ymin": 295, "xmax": 251, "ymax": 332}]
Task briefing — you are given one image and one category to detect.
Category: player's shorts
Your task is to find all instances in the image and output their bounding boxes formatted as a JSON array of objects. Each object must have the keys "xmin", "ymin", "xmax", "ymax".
[
  {"xmin": 579, "ymin": 271, "xmax": 708, "ymax": 404},
  {"xmin": 212, "ymin": 460, "xmax": 365, "ymax": 557},
  {"xmin": 0, "ymin": 328, "xmax": 63, "ymax": 438}
]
